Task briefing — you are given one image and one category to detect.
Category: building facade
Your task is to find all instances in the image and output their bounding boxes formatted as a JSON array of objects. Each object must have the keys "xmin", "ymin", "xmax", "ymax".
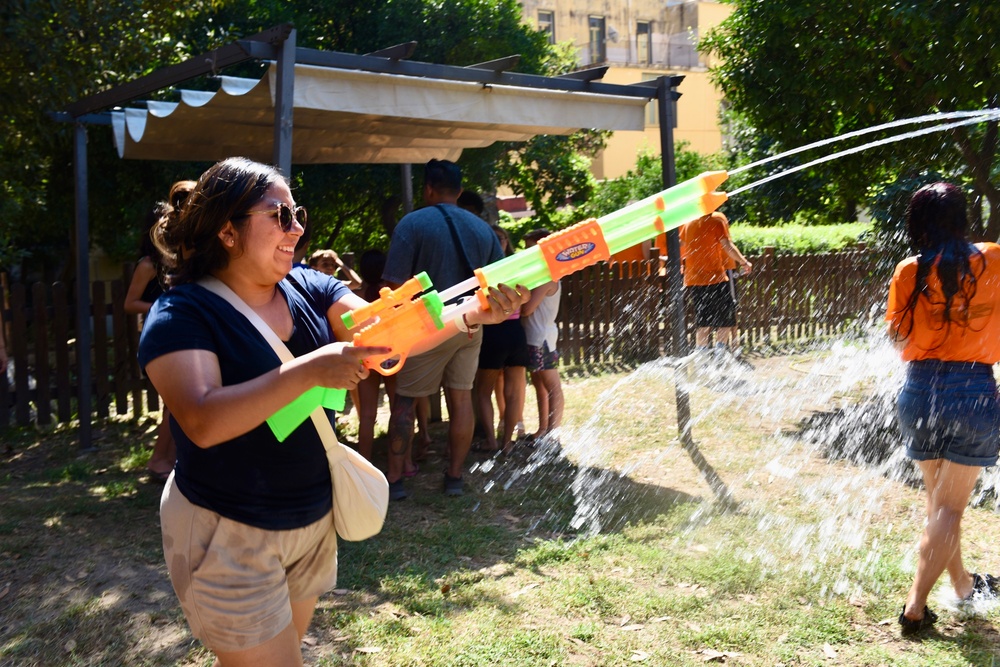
[{"xmin": 520, "ymin": 0, "xmax": 732, "ymax": 180}]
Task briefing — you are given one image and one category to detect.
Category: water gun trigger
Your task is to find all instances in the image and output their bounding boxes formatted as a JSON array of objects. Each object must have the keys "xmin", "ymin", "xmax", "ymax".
[{"xmin": 362, "ymin": 350, "xmax": 407, "ymax": 376}]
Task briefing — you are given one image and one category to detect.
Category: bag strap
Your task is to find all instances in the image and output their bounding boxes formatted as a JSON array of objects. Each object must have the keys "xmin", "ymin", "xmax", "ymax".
[
  {"xmin": 435, "ymin": 204, "xmax": 475, "ymax": 280},
  {"xmin": 197, "ymin": 276, "xmax": 346, "ymax": 462}
]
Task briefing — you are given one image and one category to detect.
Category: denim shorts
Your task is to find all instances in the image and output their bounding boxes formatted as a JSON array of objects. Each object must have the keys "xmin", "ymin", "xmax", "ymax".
[{"xmin": 897, "ymin": 360, "xmax": 1000, "ymax": 467}]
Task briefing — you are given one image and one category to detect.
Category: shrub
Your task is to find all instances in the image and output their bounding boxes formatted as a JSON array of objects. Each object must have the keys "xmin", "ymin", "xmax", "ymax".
[{"xmin": 731, "ymin": 222, "xmax": 871, "ymax": 256}]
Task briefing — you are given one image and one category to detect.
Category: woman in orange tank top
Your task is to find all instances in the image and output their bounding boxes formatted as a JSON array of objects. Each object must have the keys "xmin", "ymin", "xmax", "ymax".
[{"xmin": 887, "ymin": 182, "xmax": 1000, "ymax": 635}]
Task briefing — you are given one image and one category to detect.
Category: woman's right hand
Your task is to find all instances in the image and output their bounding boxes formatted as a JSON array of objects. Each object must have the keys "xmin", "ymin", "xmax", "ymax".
[{"xmin": 304, "ymin": 343, "xmax": 392, "ymax": 390}]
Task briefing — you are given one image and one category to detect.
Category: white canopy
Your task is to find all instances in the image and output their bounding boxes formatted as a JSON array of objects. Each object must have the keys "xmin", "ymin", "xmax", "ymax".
[{"xmin": 111, "ymin": 63, "xmax": 649, "ymax": 164}]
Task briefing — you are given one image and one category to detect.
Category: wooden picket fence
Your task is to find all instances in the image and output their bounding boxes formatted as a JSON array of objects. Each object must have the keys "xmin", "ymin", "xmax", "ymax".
[
  {"xmin": 558, "ymin": 246, "xmax": 887, "ymax": 365},
  {"xmin": 0, "ymin": 247, "xmax": 888, "ymax": 431}
]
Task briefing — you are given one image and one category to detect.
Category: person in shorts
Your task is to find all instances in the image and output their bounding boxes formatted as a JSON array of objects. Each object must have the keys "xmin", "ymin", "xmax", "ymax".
[
  {"xmin": 887, "ymin": 182, "xmax": 1000, "ymax": 636},
  {"xmin": 520, "ymin": 229, "xmax": 564, "ymax": 442},
  {"xmin": 679, "ymin": 211, "xmax": 752, "ymax": 361},
  {"xmin": 138, "ymin": 157, "xmax": 523, "ymax": 663},
  {"xmin": 382, "ymin": 159, "xmax": 525, "ymax": 498}
]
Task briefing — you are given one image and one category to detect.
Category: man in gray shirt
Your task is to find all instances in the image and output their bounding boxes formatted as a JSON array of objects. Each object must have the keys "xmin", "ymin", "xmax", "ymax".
[{"xmin": 382, "ymin": 159, "xmax": 504, "ymax": 499}]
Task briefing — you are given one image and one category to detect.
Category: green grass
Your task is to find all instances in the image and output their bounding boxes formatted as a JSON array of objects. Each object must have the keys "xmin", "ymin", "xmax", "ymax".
[{"xmin": 5, "ymin": 352, "xmax": 1000, "ymax": 665}]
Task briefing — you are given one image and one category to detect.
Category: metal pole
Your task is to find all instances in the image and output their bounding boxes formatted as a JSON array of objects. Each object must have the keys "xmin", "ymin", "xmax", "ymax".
[
  {"xmin": 74, "ymin": 122, "xmax": 94, "ymax": 451},
  {"xmin": 400, "ymin": 164, "xmax": 414, "ymax": 214},
  {"xmin": 273, "ymin": 28, "xmax": 296, "ymax": 176},
  {"xmin": 657, "ymin": 76, "xmax": 732, "ymax": 505}
]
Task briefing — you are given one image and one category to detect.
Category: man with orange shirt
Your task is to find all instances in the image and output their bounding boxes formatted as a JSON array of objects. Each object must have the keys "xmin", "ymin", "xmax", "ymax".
[{"xmin": 680, "ymin": 211, "xmax": 752, "ymax": 361}]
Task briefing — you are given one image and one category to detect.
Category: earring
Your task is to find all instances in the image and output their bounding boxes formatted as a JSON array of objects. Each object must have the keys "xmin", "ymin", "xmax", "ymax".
[{"xmin": 226, "ymin": 238, "xmax": 234, "ymax": 247}]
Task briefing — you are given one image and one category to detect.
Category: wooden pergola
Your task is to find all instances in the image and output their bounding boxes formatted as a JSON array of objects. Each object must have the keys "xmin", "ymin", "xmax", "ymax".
[{"xmin": 57, "ymin": 24, "xmax": 726, "ymax": 502}]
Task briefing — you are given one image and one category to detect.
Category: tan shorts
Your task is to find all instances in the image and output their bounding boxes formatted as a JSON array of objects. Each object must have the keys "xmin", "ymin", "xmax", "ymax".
[
  {"xmin": 394, "ymin": 328, "xmax": 483, "ymax": 397},
  {"xmin": 159, "ymin": 474, "xmax": 338, "ymax": 653}
]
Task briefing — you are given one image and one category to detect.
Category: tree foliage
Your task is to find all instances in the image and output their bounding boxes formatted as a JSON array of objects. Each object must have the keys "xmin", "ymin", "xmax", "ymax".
[
  {"xmin": 1, "ymin": 0, "xmax": 599, "ymax": 279},
  {"xmin": 578, "ymin": 143, "xmax": 725, "ymax": 220},
  {"xmin": 702, "ymin": 0, "xmax": 1000, "ymax": 238}
]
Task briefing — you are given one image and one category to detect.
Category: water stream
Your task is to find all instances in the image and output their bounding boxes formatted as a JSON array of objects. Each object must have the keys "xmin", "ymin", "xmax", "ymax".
[{"xmin": 472, "ymin": 109, "xmax": 1000, "ymax": 606}]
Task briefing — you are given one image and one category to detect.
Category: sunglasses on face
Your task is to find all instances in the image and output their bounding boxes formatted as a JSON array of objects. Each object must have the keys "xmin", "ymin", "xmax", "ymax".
[{"xmin": 240, "ymin": 202, "xmax": 308, "ymax": 232}]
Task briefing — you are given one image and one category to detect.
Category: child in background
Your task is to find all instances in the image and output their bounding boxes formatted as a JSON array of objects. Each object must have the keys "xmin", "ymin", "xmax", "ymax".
[{"xmin": 520, "ymin": 229, "xmax": 564, "ymax": 442}]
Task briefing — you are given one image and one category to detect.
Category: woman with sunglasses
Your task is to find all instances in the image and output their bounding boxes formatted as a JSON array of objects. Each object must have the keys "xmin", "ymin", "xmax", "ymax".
[
  {"xmin": 138, "ymin": 157, "xmax": 527, "ymax": 665},
  {"xmin": 888, "ymin": 182, "xmax": 1000, "ymax": 636}
]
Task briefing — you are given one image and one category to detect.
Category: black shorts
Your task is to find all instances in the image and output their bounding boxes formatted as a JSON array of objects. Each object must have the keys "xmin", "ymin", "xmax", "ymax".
[
  {"xmin": 688, "ymin": 280, "xmax": 736, "ymax": 328},
  {"xmin": 478, "ymin": 318, "xmax": 530, "ymax": 369}
]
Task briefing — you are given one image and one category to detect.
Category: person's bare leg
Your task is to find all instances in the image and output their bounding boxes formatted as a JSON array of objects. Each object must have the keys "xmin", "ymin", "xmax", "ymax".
[
  {"xmin": 540, "ymin": 368, "xmax": 564, "ymax": 433},
  {"xmin": 213, "ymin": 621, "xmax": 302, "ymax": 667},
  {"xmin": 386, "ymin": 395, "xmax": 415, "ymax": 484},
  {"xmin": 356, "ymin": 375, "xmax": 381, "ymax": 461},
  {"xmin": 717, "ymin": 326, "xmax": 736, "ymax": 349},
  {"xmin": 501, "ymin": 366, "xmax": 526, "ymax": 451},
  {"xmin": 444, "ymin": 387, "xmax": 475, "ymax": 479},
  {"xmin": 903, "ymin": 459, "xmax": 981, "ymax": 620},
  {"xmin": 495, "ymin": 373, "xmax": 506, "ymax": 431},
  {"xmin": 414, "ymin": 394, "xmax": 432, "ymax": 457},
  {"xmin": 147, "ymin": 406, "xmax": 176, "ymax": 477},
  {"xmin": 695, "ymin": 327, "xmax": 711, "ymax": 348},
  {"xmin": 475, "ymin": 369, "xmax": 501, "ymax": 451},
  {"xmin": 290, "ymin": 596, "xmax": 319, "ymax": 640},
  {"xmin": 530, "ymin": 371, "xmax": 549, "ymax": 438}
]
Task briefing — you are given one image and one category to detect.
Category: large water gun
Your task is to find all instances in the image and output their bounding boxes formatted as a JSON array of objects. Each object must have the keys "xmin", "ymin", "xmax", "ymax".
[{"xmin": 266, "ymin": 170, "xmax": 729, "ymax": 440}]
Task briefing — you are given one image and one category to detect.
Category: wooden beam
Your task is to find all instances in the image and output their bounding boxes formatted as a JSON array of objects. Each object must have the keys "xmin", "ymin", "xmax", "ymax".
[
  {"xmin": 366, "ymin": 42, "xmax": 417, "ymax": 60},
  {"xmin": 466, "ymin": 55, "xmax": 521, "ymax": 72},
  {"xmin": 557, "ymin": 65, "xmax": 609, "ymax": 82}
]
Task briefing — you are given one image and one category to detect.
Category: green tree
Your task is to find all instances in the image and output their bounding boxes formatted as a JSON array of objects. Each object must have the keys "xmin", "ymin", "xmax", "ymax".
[
  {"xmin": 702, "ymin": 0, "xmax": 1000, "ymax": 238},
  {"xmin": 0, "ymin": 1, "xmax": 216, "ymax": 279},
  {"xmin": 579, "ymin": 143, "xmax": 724, "ymax": 220},
  {"xmin": 1, "ymin": 0, "xmax": 600, "ymax": 277}
]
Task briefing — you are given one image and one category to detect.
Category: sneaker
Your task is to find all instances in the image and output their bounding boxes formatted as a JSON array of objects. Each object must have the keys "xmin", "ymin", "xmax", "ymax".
[
  {"xmin": 443, "ymin": 474, "xmax": 464, "ymax": 497},
  {"xmin": 515, "ymin": 421, "xmax": 526, "ymax": 440},
  {"xmin": 967, "ymin": 573, "xmax": 1000, "ymax": 600},
  {"xmin": 388, "ymin": 479, "xmax": 408, "ymax": 501},
  {"xmin": 898, "ymin": 605, "xmax": 937, "ymax": 636}
]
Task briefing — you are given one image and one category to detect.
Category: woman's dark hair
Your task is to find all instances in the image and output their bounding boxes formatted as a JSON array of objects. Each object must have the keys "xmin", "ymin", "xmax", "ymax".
[
  {"xmin": 893, "ymin": 182, "xmax": 982, "ymax": 342},
  {"xmin": 153, "ymin": 158, "xmax": 284, "ymax": 286},
  {"xmin": 457, "ymin": 190, "xmax": 484, "ymax": 216},
  {"xmin": 140, "ymin": 179, "xmax": 197, "ymax": 284},
  {"xmin": 139, "ymin": 202, "xmax": 169, "ymax": 262}
]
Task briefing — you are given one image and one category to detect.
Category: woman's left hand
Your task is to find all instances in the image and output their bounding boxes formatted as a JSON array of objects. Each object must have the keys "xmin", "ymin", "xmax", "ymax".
[{"xmin": 469, "ymin": 283, "xmax": 531, "ymax": 326}]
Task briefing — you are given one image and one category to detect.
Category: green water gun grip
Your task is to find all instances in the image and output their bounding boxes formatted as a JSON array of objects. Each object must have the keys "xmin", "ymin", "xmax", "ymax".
[{"xmin": 266, "ymin": 386, "xmax": 347, "ymax": 442}]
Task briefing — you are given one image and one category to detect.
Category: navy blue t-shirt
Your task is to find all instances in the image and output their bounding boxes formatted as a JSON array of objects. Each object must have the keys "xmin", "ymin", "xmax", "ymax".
[{"xmin": 138, "ymin": 270, "xmax": 351, "ymax": 530}]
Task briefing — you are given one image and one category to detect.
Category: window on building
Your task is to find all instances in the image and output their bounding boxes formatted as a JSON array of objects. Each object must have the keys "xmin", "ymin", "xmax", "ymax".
[
  {"xmin": 538, "ymin": 11, "xmax": 555, "ymax": 44},
  {"xmin": 588, "ymin": 16, "xmax": 606, "ymax": 65},
  {"xmin": 642, "ymin": 72, "xmax": 658, "ymax": 127},
  {"xmin": 636, "ymin": 21, "xmax": 651, "ymax": 65}
]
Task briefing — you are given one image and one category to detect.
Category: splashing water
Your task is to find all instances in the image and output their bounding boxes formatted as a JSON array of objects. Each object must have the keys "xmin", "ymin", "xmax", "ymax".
[
  {"xmin": 473, "ymin": 330, "xmax": 924, "ymax": 599},
  {"xmin": 471, "ymin": 110, "xmax": 1000, "ymax": 606}
]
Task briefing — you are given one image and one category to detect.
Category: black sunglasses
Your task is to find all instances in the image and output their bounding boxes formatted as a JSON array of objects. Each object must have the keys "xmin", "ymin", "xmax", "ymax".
[{"xmin": 240, "ymin": 202, "xmax": 308, "ymax": 232}]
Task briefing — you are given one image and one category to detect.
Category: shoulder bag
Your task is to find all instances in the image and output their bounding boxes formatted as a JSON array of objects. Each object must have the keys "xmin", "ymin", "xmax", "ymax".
[{"xmin": 198, "ymin": 276, "xmax": 389, "ymax": 541}]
